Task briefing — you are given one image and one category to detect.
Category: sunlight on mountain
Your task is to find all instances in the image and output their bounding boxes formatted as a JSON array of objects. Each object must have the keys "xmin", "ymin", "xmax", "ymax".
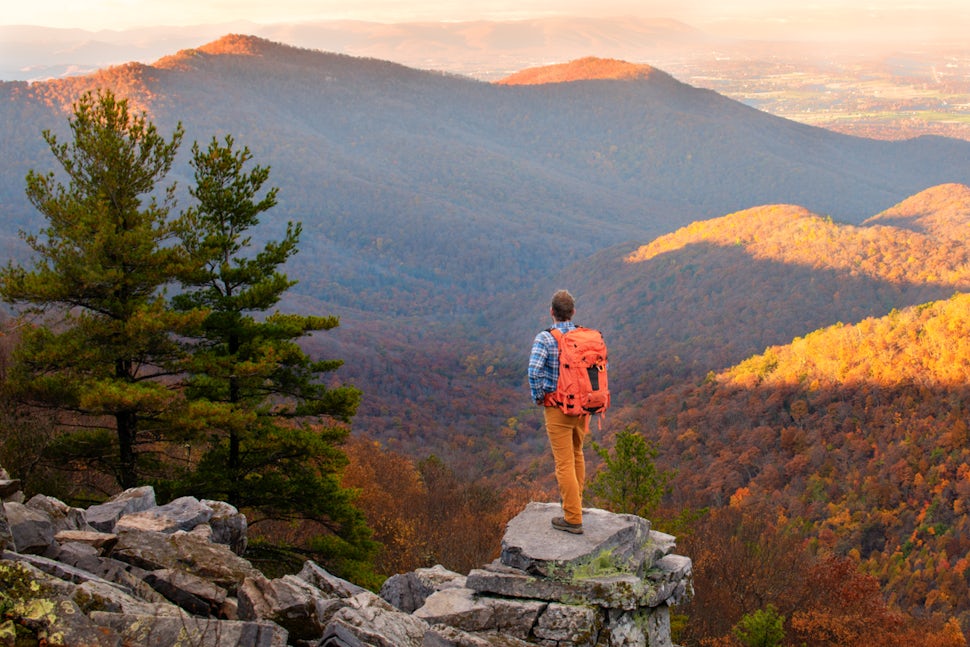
[
  {"xmin": 496, "ymin": 56, "xmax": 669, "ymax": 85},
  {"xmin": 624, "ymin": 186, "xmax": 970, "ymax": 289}
]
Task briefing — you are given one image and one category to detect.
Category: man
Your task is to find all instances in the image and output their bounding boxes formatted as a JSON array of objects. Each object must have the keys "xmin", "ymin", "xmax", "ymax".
[{"xmin": 528, "ymin": 289, "xmax": 587, "ymax": 534}]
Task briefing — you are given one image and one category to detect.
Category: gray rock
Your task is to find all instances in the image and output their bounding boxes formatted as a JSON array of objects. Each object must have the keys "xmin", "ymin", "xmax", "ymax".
[
  {"xmin": 26, "ymin": 494, "xmax": 90, "ymax": 533},
  {"xmin": 111, "ymin": 528, "xmax": 259, "ymax": 594},
  {"xmin": 299, "ymin": 559, "xmax": 367, "ymax": 599},
  {"xmin": 26, "ymin": 598, "xmax": 123, "ymax": 647},
  {"xmin": 90, "ymin": 610, "xmax": 289, "ymax": 647},
  {"xmin": 500, "ymin": 502, "xmax": 653, "ymax": 579},
  {"xmin": 1, "ymin": 554, "xmax": 81, "ymax": 597},
  {"xmin": 324, "ymin": 591, "xmax": 429, "ymax": 647},
  {"xmin": 422, "ymin": 624, "xmax": 534, "ymax": 646},
  {"xmin": 54, "ymin": 529, "xmax": 119, "ymax": 555},
  {"xmin": 414, "ymin": 588, "xmax": 544, "ymax": 640},
  {"xmin": 416, "ymin": 564, "xmax": 467, "ymax": 590},
  {"xmin": 50, "ymin": 540, "xmax": 104, "ymax": 573},
  {"xmin": 467, "ymin": 563, "xmax": 654, "ymax": 611},
  {"xmin": 73, "ymin": 579, "xmax": 183, "ymax": 617},
  {"xmin": 4, "ymin": 501, "xmax": 55, "ymax": 554},
  {"xmin": 144, "ymin": 567, "xmax": 229, "ymax": 616},
  {"xmin": 85, "ymin": 556, "xmax": 170, "ymax": 604},
  {"xmin": 85, "ymin": 486, "xmax": 156, "ymax": 532},
  {"xmin": 381, "ymin": 564, "xmax": 464, "ymax": 614},
  {"xmin": 116, "ymin": 495, "xmax": 213, "ymax": 534},
  {"xmin": 238, "ymin": 573, "xmax": 332, "ymax": 641},
  {"xmin": 202, "ymin": 499, "xmax": 248, "ymax": 555},
  {"xmin": 646, "ymin": 554, "xmax": 694, "ymax": 606},
  {"xmin": 606, "ymin": 607, "xmax": 673, "ymax": 647},
  {"xmin": 319, "ymin": 618, "xmax": 371, "ymax": 646},
  {"xmin": 0, "ymin": 481, "xmax": 693, "ymax": 647},
  {"xmin": 6, "ymin": 550, "xmax": 117, "ymax": 591},
  {"xmin": 533, "ymin": 602, "xmax": 603, "ymax": 646},
  {"xmin": 644, "ymin": 530, "xmax": 678, "ymax": 566}
]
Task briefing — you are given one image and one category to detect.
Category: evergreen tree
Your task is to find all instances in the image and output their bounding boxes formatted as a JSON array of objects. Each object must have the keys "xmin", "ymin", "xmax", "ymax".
[
  {"xmin": 169, "ymin": 135, "xmax": 374, "ymax": 580},
  {"xmin": 732, "ymin": 604, "xmax": 786, "ymax": 647},
  {"xmin": 0, "ymin": 90, "xmax": 198, "ymax": 489},
  {"xmin": 587, "ymin": 425, "xmax": 674, "ymax": 519}
]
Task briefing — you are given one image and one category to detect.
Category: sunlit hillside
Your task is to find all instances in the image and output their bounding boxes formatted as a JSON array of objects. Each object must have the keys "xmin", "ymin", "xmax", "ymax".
[
  {"xmin": 544, "ymin": 184, "xmax": 970, "ymax": 402},
  {"xmin": 629, "ymin": 290, "xmax": 970, "ymax": 626}
]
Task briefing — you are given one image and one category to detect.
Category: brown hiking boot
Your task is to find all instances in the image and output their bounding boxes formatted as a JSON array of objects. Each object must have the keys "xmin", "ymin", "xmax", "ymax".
[{"xmin": 551, "ymin": 516, "xmax": 584, "ymax": 534}]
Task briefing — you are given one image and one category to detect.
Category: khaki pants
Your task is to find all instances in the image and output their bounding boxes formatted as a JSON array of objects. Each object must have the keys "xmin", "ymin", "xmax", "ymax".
[{"xmin": 544, "ymin": 406, "xmax": 589, "ymax": 525}]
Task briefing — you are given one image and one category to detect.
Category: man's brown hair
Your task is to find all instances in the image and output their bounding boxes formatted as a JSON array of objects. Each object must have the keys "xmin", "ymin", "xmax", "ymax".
[{"xmin": 551, "ymin": 290, "xmax": 575, "ymax": 321}]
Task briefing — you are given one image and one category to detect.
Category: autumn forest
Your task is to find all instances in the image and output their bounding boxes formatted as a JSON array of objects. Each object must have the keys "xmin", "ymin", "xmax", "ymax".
[{"xmin": 3, "ymin": 35, "xmax": 970, "ymax": 646}]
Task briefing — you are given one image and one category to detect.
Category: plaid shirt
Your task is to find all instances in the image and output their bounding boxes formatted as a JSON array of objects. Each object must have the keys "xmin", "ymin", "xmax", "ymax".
[{"xmin": 528, "ymin": 321, "xmax": 577, "ymax": 405}]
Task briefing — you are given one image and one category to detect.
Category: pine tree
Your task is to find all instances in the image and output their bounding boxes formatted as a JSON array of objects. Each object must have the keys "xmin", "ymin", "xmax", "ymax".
[
  {"xmin": 0, "ymin": 89, "xmax": 199, "ymax": 489},
  {"xmin": 587, "ymin": 425, "xmax": 674, "ymax": 519},
  {"xmin": 732, "ymin": 605, "xmax": 786, "ymax": 647},
  {"xmin": 169, "ymin": 135, "xmax": 374, "ymax": 580}
]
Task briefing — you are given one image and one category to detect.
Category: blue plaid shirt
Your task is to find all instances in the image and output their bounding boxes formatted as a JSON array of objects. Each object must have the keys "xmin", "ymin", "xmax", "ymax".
[{"xmin": 528, "ymin": 321, "xmax": 577, "ymax": 405}]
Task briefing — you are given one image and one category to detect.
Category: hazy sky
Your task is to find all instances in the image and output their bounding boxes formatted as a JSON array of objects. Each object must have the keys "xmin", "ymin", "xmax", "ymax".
[{"xmin": 3, "ymin": 0, "xmax": 967, "ymax": 40}]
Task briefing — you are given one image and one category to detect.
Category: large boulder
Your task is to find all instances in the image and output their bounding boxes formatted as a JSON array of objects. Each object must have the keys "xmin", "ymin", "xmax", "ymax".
[
  {"xmin": 459, "ymin": 501, "xmax": 693, "ymax": 647},
  {"xmin": 499, "ymin": 502, "xmax": 659, "ymax": 579},
  {"xmin": 144, "ymin": 568, "xmax": 229, "ymax": 617},
  {"xmin": 115, "ymin": 496, "xmax": 213, "ymax": 534},
  {"xmin": 26, "ymin": 494, "xmax": 89, "ymax": 533},
  {"xmin": 322, "ymin": 591, "xmax": 430, "ymax": 647},
  {"xmin": 380, "ymin": 564, "xmax": 466, "ymax": 613},
  {"xmin": 237, "ymin": 573, "xmax": 332, "ymax": 641},
  {"xmin": 4, "ymin": 501, "xmax": 55, "ymax": 555},
  {"xmin": 201, "ymin": 499, "xmax": 248, "ymax": 555},
  {"xmin": 110, "ymin": 528, "xmax": 259, "ymax": 594},
  {"xmin": 85, "ymin": 486, "xmax": 156, "ymax": 533}
]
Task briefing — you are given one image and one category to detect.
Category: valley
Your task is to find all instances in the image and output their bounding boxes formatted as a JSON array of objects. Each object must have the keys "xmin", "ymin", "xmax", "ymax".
[{"xmin": 668, "ymin": 45, "xmax": 970, "ymax": 141}]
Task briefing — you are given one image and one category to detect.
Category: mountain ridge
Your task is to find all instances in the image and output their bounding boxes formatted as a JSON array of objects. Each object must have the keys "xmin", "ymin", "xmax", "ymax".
[{"xmin": 4, "ymin": 35, "xmax": 970, "ymax": 461}]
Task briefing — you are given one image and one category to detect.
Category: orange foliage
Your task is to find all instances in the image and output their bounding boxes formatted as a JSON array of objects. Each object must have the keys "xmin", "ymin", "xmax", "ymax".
[{"xmin": 342, "ymin": 436, "xmax": 540, "ymax": 576}]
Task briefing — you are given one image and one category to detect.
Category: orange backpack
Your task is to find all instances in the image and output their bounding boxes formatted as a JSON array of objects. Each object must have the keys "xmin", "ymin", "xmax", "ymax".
[{"xmin": 546, "ymin": 326, "xmax": 610, "ymax": 418}]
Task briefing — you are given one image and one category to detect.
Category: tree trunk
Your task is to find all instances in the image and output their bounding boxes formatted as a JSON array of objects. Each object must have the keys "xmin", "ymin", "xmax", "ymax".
[{"xmin": 117, "ymin": 410, "xmax": 138, "ymax": 489}]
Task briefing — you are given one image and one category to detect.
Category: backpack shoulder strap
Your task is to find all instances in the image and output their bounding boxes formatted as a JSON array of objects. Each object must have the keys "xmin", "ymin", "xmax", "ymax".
[{"xmin": 547, "ymin": 325, "xmax": 583, "ymax": 340}]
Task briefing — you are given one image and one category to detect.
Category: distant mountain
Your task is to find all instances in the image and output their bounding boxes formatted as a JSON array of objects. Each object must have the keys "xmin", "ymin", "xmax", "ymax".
[
  {"xmin": 3, "ymin": 35, "xmax": 970, "ymax": 320},
  {"xmin": 4, "ymin": 36, "xmax": 970, "ymax": 461},
  {"xmin": 496, "ymin": 56, "xmax": 669, "ymax": 85},
  {"xmin": 0, "ymin": 18, "xmax": 717, "ymax": 82}
]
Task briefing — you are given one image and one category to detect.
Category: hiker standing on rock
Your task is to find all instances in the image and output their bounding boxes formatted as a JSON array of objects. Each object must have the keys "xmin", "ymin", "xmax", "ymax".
[{"xmin": 528, "ymin": 289, "xmax": 610, "ymax": 536}]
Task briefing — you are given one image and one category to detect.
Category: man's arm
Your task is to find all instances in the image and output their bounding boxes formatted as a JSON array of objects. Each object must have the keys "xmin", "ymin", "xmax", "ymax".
[{"xmin": 528, "ymin": 332, "xmax": 550, "ymax": 404}]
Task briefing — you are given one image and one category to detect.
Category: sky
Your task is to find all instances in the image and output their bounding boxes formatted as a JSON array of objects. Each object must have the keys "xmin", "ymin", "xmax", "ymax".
[{"xmin": 3, "ymin": 0, "xmax": 967, "ymax": 41}]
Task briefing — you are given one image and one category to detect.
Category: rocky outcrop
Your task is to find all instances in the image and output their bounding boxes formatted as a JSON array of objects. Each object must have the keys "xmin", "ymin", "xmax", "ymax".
[{"xmin": 0, "ymin": 472, "xmax": 692, "ymax": 646}]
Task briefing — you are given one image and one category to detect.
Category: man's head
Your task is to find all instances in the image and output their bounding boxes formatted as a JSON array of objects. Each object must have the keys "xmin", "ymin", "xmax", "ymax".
[{"xmin": 550, "ymin": 289, "xmax": 575, "ymax": 322}]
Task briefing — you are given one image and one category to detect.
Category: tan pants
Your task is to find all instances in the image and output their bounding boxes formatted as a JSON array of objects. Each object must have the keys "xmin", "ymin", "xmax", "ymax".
[{"xmin": 544, "ymin": 406, "xmax": 588, "ymax": 525}]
